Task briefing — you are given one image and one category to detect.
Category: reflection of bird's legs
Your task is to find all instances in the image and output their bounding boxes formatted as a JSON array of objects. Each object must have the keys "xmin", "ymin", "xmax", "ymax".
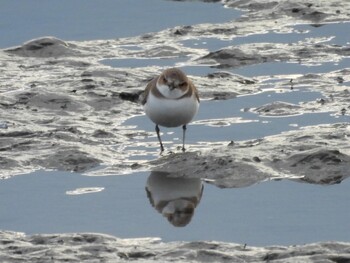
[
  {"xmin": 155, "ymin": 124, "xmax": 164, "ymax": 152},
  {"xmin": 182, "ymin": 125, "xmax": 187, "ymax": 152}
]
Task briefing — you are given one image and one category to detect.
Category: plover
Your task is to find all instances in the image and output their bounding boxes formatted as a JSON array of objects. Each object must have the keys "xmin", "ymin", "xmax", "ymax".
[{"xmin": 142, "ymin": 68, "xmax": 199, "ymax": 152}]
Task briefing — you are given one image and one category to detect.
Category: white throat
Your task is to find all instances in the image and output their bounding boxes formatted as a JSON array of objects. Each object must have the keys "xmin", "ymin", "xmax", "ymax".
[{"xmin": 156, "ymin": 83, "xmax": 186, "ymax": 99}]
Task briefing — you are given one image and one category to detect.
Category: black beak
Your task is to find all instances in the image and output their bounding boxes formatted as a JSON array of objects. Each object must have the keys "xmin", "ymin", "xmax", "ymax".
[{"xmin": 169, "ymin": 83, "xmax": 176, "ymax": 90}]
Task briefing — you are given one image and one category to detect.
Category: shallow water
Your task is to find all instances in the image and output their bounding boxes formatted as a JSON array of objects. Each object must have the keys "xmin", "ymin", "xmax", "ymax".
[
  {"xmin": 101, "ymin": 57, "xmax": 189, "ymax": 68},
  {"xmin": 233, "ymin": 58, "xmax": 350, "ymax": 77},
  {"xmin": 0, "ymin": 170, "xmax": 349, "ymax": 246},
  {"xmin": 0, "ymin": 0, "xmax": 239, "ymax": 48}
]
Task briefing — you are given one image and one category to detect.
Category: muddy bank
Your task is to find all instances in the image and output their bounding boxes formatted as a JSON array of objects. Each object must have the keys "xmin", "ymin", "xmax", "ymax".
[
  {"xmin": 146, "ymin": 122, "xmax": 350, "ymax": 188},
  {"xmin": 0, "ymin": 231, "xmax": 349, "ymax": 262}
]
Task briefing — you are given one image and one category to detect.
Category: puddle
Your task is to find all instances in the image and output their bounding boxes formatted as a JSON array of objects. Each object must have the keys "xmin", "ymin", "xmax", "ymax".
[
  {"xmin": 181, "ymin": 37, "xmax": 230, "ymax": 53},
  {"xmin": 293, "ymin": 22, "xmax": 350, "ymax": 46},
  {"xmin": 101, "ymin": 57, "xmax": 188, "ymax": 68},
  {"xmin": 0, "ymin": 170, "xmax": 349, "ymax": 246},
  {"xmin": 234, "ymin": 22, "xmax": 350, "ymax": 46},
  {"xmin": 232, "ymin": 58, "xmax": 350, "ymax": 77}
]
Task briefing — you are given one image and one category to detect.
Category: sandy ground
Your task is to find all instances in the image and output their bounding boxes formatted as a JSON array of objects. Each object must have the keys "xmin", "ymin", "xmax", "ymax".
[{"xmin": 1, "ymin": 0, "xmax": 350, "ymax": 261}]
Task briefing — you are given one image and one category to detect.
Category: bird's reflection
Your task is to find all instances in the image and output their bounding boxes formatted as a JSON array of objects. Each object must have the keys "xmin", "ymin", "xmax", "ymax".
[{"xmin": 145, "ymin": 171, "xmax": 204, "ymax": 227}]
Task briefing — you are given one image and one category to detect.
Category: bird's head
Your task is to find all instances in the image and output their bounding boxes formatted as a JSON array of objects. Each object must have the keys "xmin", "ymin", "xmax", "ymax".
[{"xmin": 157, "ymin": 68, "xmax": 189, "ymax": 96}]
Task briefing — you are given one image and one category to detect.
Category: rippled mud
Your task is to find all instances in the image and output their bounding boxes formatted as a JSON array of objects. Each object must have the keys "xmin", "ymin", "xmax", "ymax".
[{"xmin": 1, "ymin": 231, "xmax": 350, "ymax": 263}]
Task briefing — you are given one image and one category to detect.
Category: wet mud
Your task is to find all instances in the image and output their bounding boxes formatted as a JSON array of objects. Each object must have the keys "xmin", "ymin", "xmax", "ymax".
[{"xmin": 1, "ymin": 231, "xmax": 350, "ymax": 263}]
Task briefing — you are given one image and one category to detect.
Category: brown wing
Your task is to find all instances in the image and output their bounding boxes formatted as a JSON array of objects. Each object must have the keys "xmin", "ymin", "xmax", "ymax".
[
  {"xmin": 141, "ymin": 76, "xmax": 158, "ymax": 105},
  {"xmin": 189, "ymin": 80, "xmax": 200, "ymax": 103}
]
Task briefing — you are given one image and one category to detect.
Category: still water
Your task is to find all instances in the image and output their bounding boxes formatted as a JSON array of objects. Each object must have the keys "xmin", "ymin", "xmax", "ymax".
[
  {"xmin": 0, "ymin": 0, "xmax": 239, "ymax": 48},
  {"xmin": 1, "ymin": 170, "xmax": 349, "ymax": 246}
]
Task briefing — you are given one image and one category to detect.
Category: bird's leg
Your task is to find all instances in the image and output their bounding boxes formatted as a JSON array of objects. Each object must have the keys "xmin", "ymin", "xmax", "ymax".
[
  {"xmin": 155, "ymin": 124, "xmax": 164, "ymax": 153},
  {"xmin": 182, "ymin": 125, "xmax": 187, "ymax": 152}
]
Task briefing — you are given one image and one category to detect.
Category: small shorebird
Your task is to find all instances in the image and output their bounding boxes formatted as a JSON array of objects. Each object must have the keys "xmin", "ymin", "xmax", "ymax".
[{"xmin": 142, "ymin": 68, "xmax": 199, "ymax": 152}]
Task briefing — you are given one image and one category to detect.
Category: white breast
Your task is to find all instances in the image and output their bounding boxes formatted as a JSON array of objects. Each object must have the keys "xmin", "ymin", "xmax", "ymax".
[
  {"xmin": 157, "ymin": 84, "xmax": 184, "ymax": 99},
  {"xmin": 144, "ymin": 92, "xmax": 199, "ymax": 128}
]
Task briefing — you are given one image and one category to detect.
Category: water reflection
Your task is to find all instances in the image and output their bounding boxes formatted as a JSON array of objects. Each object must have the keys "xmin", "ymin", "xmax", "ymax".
[{"xmin": 145, "ymin": 171, "xmax": 203, "ymax": 227}]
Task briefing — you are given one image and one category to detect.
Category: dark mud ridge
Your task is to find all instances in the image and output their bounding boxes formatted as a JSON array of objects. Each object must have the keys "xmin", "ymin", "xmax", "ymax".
[{"xmin": 149, "ymin": 123, "xmax": 350, "ymax": 188}]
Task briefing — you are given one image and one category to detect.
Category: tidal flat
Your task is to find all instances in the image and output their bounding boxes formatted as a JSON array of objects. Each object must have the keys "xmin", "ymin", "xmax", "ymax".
[{"xmin": 1, "ymin": 0, "xmax": 350, "ymax": 262}]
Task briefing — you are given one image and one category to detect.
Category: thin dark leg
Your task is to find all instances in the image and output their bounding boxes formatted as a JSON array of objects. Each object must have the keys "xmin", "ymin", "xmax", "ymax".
[
  {"xmin": 155, "ymin": 124, "xmax": 164, "ymax": 152},
  {"xmin": 182, "ymin": 125, "xmax": 187, "ymax": 152}
]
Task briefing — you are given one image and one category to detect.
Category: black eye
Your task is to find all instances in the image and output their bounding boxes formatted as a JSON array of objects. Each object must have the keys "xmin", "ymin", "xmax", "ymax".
[{"xmin": 180, "ymin": 82, "xmax": 187, "ymax": 87}]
